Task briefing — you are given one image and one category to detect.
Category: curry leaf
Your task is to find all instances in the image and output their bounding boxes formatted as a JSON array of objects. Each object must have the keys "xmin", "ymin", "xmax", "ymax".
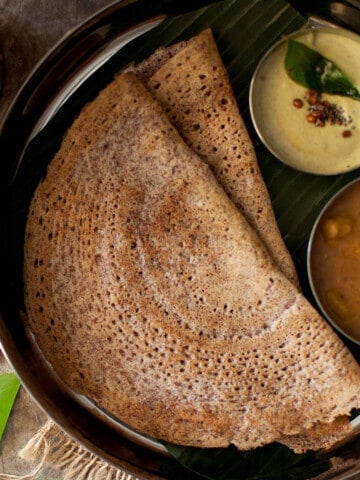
[
  {"xmin": 0, "ymin": 373, "xmax": 21, "ymax": 442},
  {"xmin": 284, "ymin": 39, "xmax": 360, "ymax": 100}
]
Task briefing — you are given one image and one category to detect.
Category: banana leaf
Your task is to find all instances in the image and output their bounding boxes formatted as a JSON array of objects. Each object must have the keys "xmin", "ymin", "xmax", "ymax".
[
  {"xmin": 9, "ymin": 0, "xmax": 360, "ymax": 479},
  {"xmin": 162, "ymin": 442, "xmax": 331, "ymax": 480},
  {"xmin": 0, "ymin": 373, "xmax": 21, "ymax": 442}
]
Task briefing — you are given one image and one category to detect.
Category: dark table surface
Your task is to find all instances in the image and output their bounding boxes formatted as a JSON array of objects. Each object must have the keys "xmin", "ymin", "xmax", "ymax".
[{"xmin": 0, "ymin": 0, "xmax": 115, "ymax": 121}]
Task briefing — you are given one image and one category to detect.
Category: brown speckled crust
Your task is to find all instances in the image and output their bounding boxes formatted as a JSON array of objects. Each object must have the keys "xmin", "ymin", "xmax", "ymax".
[
  {"xmin": 277, "ymin": 416, "xmax": 352, "ymax": 452},
  {"xmin": 24, "ymin": 72, "xmax": 360, "ymax": 453},
  {"xmin": 128, "ymin": 29, "xmax": 298, "ymax": 287}
]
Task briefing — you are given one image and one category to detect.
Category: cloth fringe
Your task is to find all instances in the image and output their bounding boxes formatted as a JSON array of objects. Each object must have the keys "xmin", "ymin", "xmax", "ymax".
[{"xmin": 0, "ymin": 420, "xmax": 139, "ymax": 480}]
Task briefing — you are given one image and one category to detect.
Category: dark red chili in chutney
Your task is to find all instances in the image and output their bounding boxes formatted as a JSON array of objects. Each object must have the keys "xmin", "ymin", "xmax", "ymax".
[{"xmin": 293, "ymin": 98, "xmax": 303, "ymax": 108}]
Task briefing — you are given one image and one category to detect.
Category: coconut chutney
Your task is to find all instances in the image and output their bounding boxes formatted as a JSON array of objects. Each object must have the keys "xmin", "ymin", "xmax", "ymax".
[{"xmin": 250, "ymin": 27, "xmax": 360, "ymax": 175}]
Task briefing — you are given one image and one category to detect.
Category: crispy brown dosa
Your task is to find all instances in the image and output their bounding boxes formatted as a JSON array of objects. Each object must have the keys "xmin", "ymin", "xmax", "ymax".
[
  {"xmin": 128, "ymin": 28, "xmax": 298, "ymax": 286},
  {"xmin": 24, "ymin": 72, "xmax": 360, "ymax": 453}
]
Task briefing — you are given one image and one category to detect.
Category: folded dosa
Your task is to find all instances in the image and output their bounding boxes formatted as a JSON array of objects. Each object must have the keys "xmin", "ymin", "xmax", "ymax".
[
  {"xmin": 24, "ymin": 72, "xmax": 360, "ymax": 453},
  {"xmin": 128, "ymin": 29, "xmax": 298, "ymax": 286}
]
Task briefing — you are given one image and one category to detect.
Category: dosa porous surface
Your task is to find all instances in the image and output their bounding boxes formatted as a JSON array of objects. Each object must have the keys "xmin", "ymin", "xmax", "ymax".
[
  {"xmin": 130, "ymin": 29, "xmax": 298, "ymax": 286},
  {"xmin": 24, "ymin": 72, "xmax": 360, "ymax": 452}
]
